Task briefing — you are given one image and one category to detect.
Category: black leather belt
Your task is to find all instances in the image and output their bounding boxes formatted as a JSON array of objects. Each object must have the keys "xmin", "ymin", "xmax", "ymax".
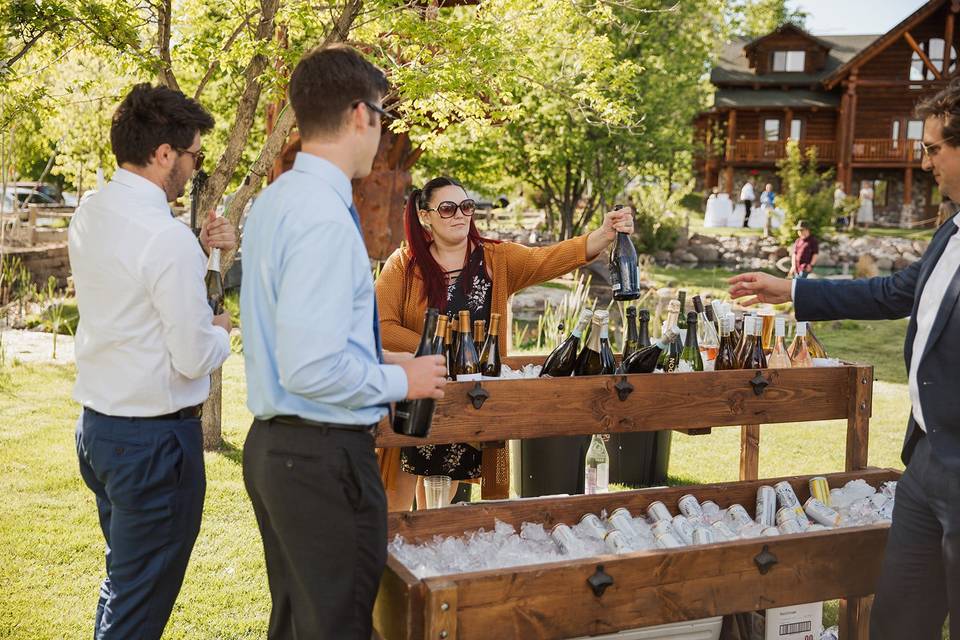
[
  {"xmin": 85, "ymin": 405, "xmax": 202, "ymax": 421},
  {"xmin": 268, "ymin": 415, "xmax": 376, "ymax": 434}
]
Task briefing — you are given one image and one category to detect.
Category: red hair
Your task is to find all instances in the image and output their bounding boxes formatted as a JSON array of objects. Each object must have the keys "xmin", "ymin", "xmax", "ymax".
[{"xmin": 403, "ymin": 177, "xmax": 498, "ymax": 312}]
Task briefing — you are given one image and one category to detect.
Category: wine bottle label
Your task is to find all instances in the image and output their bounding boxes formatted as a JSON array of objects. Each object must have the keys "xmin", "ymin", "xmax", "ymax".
[
  {"xmin": 207, "ymin": 247, "xmax": 221, "ymax": 273},
  {"xmin": 456, "ymin": 373, "xmax": 482, "ymax": 382},
  {"xmin": 612, "ymin": 282, "xmax": 622, "ymax": 291}
]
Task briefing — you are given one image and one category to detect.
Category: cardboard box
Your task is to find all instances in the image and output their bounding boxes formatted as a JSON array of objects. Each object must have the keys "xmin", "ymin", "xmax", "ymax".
[{"xmin": 766, "ymin": 602, "xmax": 823, "ymax": 640}]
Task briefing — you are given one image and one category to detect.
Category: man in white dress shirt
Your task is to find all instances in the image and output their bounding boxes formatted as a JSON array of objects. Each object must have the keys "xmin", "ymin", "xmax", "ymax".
[
  {"xmin": 739, "ymin": 178, "xmax": 755, "ymax": 228},
  {"xmin": 728, "ymin": 78, "xmax": 960, "ymax": 640},
  {"xmin": 69, "ymin": 83, "xmax": 235, "ymax": 640}
]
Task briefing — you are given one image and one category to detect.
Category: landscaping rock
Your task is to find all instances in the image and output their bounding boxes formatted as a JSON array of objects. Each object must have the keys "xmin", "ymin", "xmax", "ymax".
[{"xmin": 688, "ymin": 244, "xmax": 720, "ymax": 263}]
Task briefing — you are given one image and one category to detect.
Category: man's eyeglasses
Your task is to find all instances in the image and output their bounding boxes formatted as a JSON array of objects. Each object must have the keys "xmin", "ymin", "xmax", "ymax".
[
  {"xmin": 919, "ymin": 136, "xmax": 955, "ymax": 158},
  {"xmin": 353, "ymin": 100, "xmax": 396, "ymax": 122},
  {"xmin": 177, "ymin": 148, "xmax": 205, "ymax": 172},
  {"xmin": 426, "ymin": 199, "xmax": 477, "ymax": 218}
]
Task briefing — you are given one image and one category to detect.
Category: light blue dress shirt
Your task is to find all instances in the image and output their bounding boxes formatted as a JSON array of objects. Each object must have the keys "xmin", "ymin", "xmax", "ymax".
[{"xmin": 240, "ymin": 152, "xmax": 408, "ymax": 425}]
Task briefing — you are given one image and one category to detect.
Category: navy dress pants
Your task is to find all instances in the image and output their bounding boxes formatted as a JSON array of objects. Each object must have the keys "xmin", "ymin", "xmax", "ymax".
[{"xmin": 76, "ymin": 408, "xmax": 206, "ymax": 640}]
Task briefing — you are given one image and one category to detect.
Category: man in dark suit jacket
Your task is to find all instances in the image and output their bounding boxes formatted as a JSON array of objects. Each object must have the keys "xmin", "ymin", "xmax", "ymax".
[{"xmin": 730, "ymin": 78, "xmax": 960, "ymax": 640}]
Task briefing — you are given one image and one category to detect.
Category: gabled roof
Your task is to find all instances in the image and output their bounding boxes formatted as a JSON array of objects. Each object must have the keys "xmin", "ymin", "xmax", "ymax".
[
  {"xmin": 712, "ymin": 34, "xmax": 881, "ymax": 87},
  {"xmin": 823, "ymin": 0, "xmax": 949, "ymax": 88},
  {"xmin": 743, "ymin": 22, "xmax": 834, "ymax": 55},
  {"xmin": 712, "ymin": 88, "xmax": 840, "ymax": 110}
]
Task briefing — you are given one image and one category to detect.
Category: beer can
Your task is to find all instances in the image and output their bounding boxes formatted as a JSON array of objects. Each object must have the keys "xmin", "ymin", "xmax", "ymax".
[
  {"xmin": 803, "ymin": 497, "xmax": 841, "ymax": 527},
  {"xmin": 775, "ymin": 507, "xmax": 798, "ymax": 526},
  {"xmin": 646, "ymin": 500, "xmax": 672, "ymax": 523},
  {"xmin": 755, "ymin": 485, "xmax": 777, "ymax": 527},
  {"xmin": 579, "ymin": 513, "xmax": 608, "ymax": 539},
  {"xmin": 761, "ymin": 526, "xmax": 780, "ymax": 537},
  {"xmin": 774, "ymin": 480, "xmax": 806, "ymax": 519},
  {"xmin": 777, "ymin": 517, "xmax": 803, "ymax": 535},
  {"xmin": 551, "ymin": 523, "xmax": 579, "ymax": 554},
  {"xmin": 700, "ymin": 500, "xmax": 721, "ymax": 516},
  {"xmin": 692, "ymin": 527, "xmax": 715, "ymax": 545},
  {"xmin": 671, "ymin": 515, "xmax": 695, "ymax": 545},
  {"xmin": 651, "ymin": 519, "xmax": 675, "ymax": 539},
  {"xmin": 604, "ymin": 530, "xmax": 631, "ymax": 554},
  {"xmin": 678, "ymin": 494, "xmax": 704, "ymax": 519},
  {"xmin": 655, "ymin": 531, "xmax": 682, "ymax": 549},
  {"xmin": 724, "ymin": 503, "xmax": 753, "ymax": 529},
  {"xmin": 808, "ymin": 476, "xmax": 831, "ymax": 507},
  {"xmin": 711, "ymin": 520, "xmax": 737, "ymax": 541},
  {"xmin": 609, "ymin": 508, "xmax": 639, "ymax": 539},
  {"xmin": 807, "ymin": 524, "xmax": 828, "ymax": 532}
]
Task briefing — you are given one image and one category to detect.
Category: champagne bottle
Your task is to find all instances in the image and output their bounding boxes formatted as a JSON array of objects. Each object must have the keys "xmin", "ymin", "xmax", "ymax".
[
  {"xmin": 584, "ymin": 433, "xmax": 610, "ymax": 495},
  {"xmin": 597, "ymin": 310, "xmax": 617, "ymax": 373},
  {"xmin": 392, "ymin": 308, "xmax": 441, "ymax": 437},
  {"xmin": 704, "ymin": 300, "xmax": 718, "ymax": 335},
  {"xmin": 479, "ymin": 313, "xmax": 502, "ymax": 377},
  {"xmin": 680, "ymin": 311, "xmax": 704, "ymax": 371},
  {"xmin": 205, "ymin": 247, "xmax": 225, "ymax": 315},
  {"xmin": 608, "ymin": 206, "xmax": 640, "ymax": 301},
  {"xmin": 541, "ymin": 308, "xmax": 593, "ymax": 377},
  {"xmin": 657, "ymin": 300, "xmax": 683, "ymax": 372},
  {"xmin": 622, "ymin": 306, "xmax": 639, "ymax": 360},
  {"xmin": 767, "ymin": 316, "xmax": 792, "ymax": 368},
  {"xmin": 431, "ymin": 314, "xmax": 449, "ymax": 357},
  {"xmin": 806, "ymin": 323, "xmax": 829, "ymax": 359},
  {"xmin": 621, "ymin": 326, "xmax": 680, "ymax": 374},
  {"xmin": 677, "ymin": 290, "xmax": 688, "ymax": 332},
  {"xmin": 714, "ymin": 314, "xmax": 740, "ymax": 371},
  {"xmin": 736, "ymin": 315, "xmax": 756, "ymax": 367},
  {"xmin": 454, "ymin": 310, "xmax": 482, "ymax": 381},
  {"xmin": 638, "ymin": 308, "xmax": 651, "ymax": 348},
  {"xmin": 473, "ymin": 319, "xmax": 486, "ymax": 356},
  {"xmin": 693, "ymin": 295, "xmax": 719, "ymax": 364},
  {"xmin": 575, "ymin": 311, "xmax": 615, "ymax": 376},
  {"xmin": 743, "ymin": 314, "xmax": 768, "ymax": 370},
  {"xmin": 788, "ymin": 321, "xmax": 815, "ymax": 368},
  {"xmin": 444, "ymin": 321, "xmax": 455, "ymax": 379}
]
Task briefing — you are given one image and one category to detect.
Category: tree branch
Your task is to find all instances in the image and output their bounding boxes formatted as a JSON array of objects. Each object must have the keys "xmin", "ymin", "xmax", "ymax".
[
  {"xmin": 193, "ymin": 9, "xmax": 260, "ymax": 101},
  {"xmin": 156, "ymin": 0, "xmax": 181, "ymax": 91},
  {"xmin": 3, "ymin": 28, "xmax": 49, "ymax": 69}
]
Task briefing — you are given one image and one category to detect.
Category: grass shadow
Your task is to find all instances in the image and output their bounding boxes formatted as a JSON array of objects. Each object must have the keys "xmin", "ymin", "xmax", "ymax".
[{"xmin": 215, "ymin": 437, "xmax": 244, "ymax": 466}]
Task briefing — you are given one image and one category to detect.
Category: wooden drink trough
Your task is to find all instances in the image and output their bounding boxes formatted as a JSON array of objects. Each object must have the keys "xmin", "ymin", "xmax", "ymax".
[{"xmin": 374, "ymin": 357, "xmax": 886, "ymax": 640}]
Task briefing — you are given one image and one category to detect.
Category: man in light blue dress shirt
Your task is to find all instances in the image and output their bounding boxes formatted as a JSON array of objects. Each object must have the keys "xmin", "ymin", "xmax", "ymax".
[{"xmin": 240, "ymin": 45, "xmax": 446, "ymax": 640}]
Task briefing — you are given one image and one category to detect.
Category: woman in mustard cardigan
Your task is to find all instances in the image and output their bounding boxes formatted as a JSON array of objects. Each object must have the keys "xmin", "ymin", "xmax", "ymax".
[{"xmin": 376, "ymin": 176, "xmax": 633, "ymax": 510}]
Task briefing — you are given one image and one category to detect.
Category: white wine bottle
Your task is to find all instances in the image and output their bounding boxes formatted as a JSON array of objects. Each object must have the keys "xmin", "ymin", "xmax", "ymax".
[
  {"xmin": 454, "ymin": 310, "xmax": 482, "ymax": 381},
  {"xmin": 479, "ymin": 313, "xmax": 502, "ymax": 377},
  {"xmin": 584, "ymin": 434, "xmax": 610, "ymax": 495}
]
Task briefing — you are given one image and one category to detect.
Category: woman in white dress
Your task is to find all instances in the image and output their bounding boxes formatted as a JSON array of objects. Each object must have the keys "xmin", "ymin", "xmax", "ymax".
[{"xmin": 857, "ymin": 180, "xmax": 874, "ymax": 228}]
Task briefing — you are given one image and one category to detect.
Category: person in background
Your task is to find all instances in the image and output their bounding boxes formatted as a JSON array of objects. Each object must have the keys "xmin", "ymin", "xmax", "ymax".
[
  {"xmin": 239, "ymin": 46, "xmax": 446, "ymax": 639},
  {"xmin": 787, "ymin": 220, "xmax": 818, "ymax": 279},
  {"xmin": 857, "ymin": 179, "xmax": 874, "ymax": 228},
  {"xmin": 834, "ymin": 182, "xmax": 849, "ymax": 229},
  {"xmin": 376, "ymin": 176, "xmax": 634, "ymax": 511},
  {"xmin": 739, "ymin": 178, "xmax": 755, "ymax": 228},
  {"xmin": 759, "ymin": 183, "xmax": 775, "ymax": 209},
  {"xmin": 728, "ymin": 77, "xmax": 960, "ymax": 640},
  {"xmin": 70, "ymin": 83, "xmax": 235, "ymax": 640}
]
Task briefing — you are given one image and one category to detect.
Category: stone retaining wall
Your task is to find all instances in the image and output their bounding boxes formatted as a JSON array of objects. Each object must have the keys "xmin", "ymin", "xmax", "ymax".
[{"xmin": 4, "ymin": 243, "xmax": 71, "ymax": 289}]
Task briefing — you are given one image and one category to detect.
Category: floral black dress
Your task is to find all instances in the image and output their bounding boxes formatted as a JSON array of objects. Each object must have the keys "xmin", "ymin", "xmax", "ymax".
[{"xmin": 400, "ymin": 245, "xmax": 492, "ymax": 480}]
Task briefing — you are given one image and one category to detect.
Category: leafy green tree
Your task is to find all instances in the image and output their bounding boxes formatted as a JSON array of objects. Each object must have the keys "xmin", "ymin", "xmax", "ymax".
[
  {"xmin": 727, "ymin": 0, "xmax": 808, "ymax": 38},
  {"xmin": 776, "ymin": 140, "xmax": 835, "ymax": 244}
]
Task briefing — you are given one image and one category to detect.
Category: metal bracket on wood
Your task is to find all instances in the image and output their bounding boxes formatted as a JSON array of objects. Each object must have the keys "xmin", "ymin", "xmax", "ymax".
[
  {"xmin": 467, "ymin": 382, "xmax": 489, "ymax": 410},
  {"xmin": 754, "ymin": 544, "xmax": 778, "ymax": 575},
  {"xmin": 587, "ymin": 564, "xmax": 614, "ymax": 597},
  {"xmin": 614, "ymin": 377, "xmax": 634, "ymax": 402},
  {"xmin": 749, "ymin": 371, "xmax": 770, "ymax": 396}
]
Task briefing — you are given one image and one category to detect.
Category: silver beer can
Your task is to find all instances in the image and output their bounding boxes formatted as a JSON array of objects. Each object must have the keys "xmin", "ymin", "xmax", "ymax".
[
  {"xmin": 803, "ymin": 497, "xmax": 841, "ymax": 527},
  {"xmin": 774, "ymin": 480, "xmax": 806, "ymax": 519},
  {"xmin": 755, "ymin": 485, "xmax": 777, "ymax": 527},
  {"xmin": 775, "ymin": 506, "xmax": 798, "ymax": 527},
  {"xmin": 579, "ymin": 513, "xmax": 608, "ymax": 539},
  {"xmin": 551, "ymin": 523, "xmax": 579, "ymax": 554},
  {"xmin": 655, "ymin": 531, "xmax": 682, "ymax": 549},
  {"xmin": 678, "ymin": 494, "xmax": 704, "ymax": 519},
  {"xmin": 701, "ymin": 500, "xmax": 721, "ymax": 516},
  {"xmin": 692, "ymin": 526, "xmax": 715, "ymax": 545},
  {"xmin": 725, "ymin": 503, "xmax": 753, "ymax": 528},
  {"xmin": 646, "ymin": 500, "xmax": 672, "ymax": 523},
  {"xmin": 651, "ymin": 519, "xmax": 675, "ymax": 539},
  {"xmin": 777, "ymin": 517, "xmax": 803, "ymax": 535},
  {"xmin": 609, "ymin": 508, "xmax": 639, "ymax": 540},
  {"xmin": 671, "ymin": 515, "xmax": 695, "ymax": 545},
  {"xmin": 604, "ymin": 530, "xmax": 631, "ymax": 554},
  {"xmin": 711, "ymin": 520, "xmax": 737, "ymax": 540},
  {"xmin": 761, "ymin": 526, "xmax": 780, "ymax": 537}
]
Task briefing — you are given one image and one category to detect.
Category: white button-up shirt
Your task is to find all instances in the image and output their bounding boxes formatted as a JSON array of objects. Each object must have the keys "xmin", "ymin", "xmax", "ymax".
[
  {"xmin": 68, "ymin": 169, "xmax": 231, "ymax": 417},
  {"xmin": 792, "ymin": 214, "xmax": 960, "ymax": 432},
  {"xmin": 908, "ymin": 214, "xmax": 960, "ymax": 431},
  {"xmin": 740, "ymin": 183, "xmax": 755, "ymax": 202}
]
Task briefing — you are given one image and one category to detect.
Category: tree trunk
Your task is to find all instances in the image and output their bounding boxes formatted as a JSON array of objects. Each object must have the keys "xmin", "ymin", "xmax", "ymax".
[{"xmin": 202, "ymin": 369, "xmax": 223, "ymax": 449}]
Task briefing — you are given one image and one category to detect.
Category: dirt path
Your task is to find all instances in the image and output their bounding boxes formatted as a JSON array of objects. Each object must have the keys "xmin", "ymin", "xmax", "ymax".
[{"xmin": 1, "ymin": 329, "xmax": 74, "ymax": 365}]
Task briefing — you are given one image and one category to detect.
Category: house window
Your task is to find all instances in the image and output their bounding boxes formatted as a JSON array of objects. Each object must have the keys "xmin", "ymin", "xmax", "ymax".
[
  {"xmin": 789, "ymin": 119, "xmax": 803, "ymax": 140},
  {"xmin": 772, "ymin": 50, "xmax": 805, "ymax": 72},
  {"xmin": 874, "ymin": 180, "xmax": 888, "ymax": 208},
  {"xmin": 906, "ymin": 120, "xmax": 924, "ymax": 140},
  {"xmin": 909, "ymin": 38, "xmax": 958, "ymax": 87},
  {"xmin": 763, "ymin": 119, "xmax": 781, "ymax": 141},
  {"xmin": 891, "ymin": 120, "xmax": 901, "ymax": 149}
]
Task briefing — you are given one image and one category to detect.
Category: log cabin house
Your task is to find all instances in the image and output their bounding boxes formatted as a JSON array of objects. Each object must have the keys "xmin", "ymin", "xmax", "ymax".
[{"xmin": 695, "ymin": 0, "xmax": 959, "ymax": 226}]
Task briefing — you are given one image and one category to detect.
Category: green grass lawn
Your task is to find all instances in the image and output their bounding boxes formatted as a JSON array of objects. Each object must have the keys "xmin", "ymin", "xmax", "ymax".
[{"xmin": 0, "ymin": 304, "xmax": 915, "ymax": 638}]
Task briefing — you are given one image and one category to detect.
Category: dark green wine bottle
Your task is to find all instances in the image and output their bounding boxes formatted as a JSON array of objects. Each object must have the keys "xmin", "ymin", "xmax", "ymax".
[
  {"xmin": 680, "ymin": 311, "xmax": 704, "ymax": 371},
  {"xmin": 392, "ymin": 308, "xmax": 440, "ymax": 437},
  {"xmin": 541, "ymin": 309, "xmax": 593, "ymax": 377}
]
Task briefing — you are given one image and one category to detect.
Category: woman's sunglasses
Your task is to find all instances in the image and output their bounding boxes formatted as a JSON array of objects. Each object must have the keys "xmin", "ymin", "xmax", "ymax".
[{"xmin": 426, "ymin": 199, "xmax": 477, "ymax": 218}]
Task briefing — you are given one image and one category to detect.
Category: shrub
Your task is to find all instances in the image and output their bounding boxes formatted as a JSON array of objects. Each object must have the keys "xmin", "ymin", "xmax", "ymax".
[{"xmin": 776, "ymin": 141, "xmax": 836, "ymax": 244}]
